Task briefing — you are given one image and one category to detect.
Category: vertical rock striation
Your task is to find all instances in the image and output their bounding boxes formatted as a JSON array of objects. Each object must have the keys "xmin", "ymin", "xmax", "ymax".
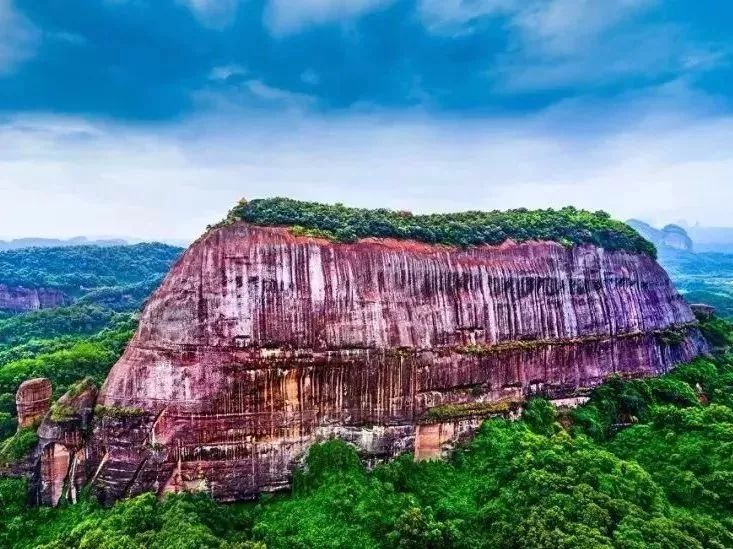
[
  {"xmin": 0, "ymin": 284, "xmax": 68, "ymax": 312},
  {"xmin": 85, "ymin": 223, "xmax": 705, "ymax": 503},
  {"xmin": 31, "ymin": 379, "xmax": 98, "ymax": 506},
  {"xmin": 16, "ymin": 379, "xmax": 52, "ymax": 429}
]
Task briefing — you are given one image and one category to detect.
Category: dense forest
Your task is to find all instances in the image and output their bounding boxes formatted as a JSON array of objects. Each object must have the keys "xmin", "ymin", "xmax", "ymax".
[
  {"xmin": 225, "ymin": 198, "xmax": 657, "ymax": 257},
  {"xmin": 0, "ymin": 243, "xmax": 182, "ymax": 296},
  {"xmin": 660, "ymin": 249, "xmax": 733, "ymax": 319}
]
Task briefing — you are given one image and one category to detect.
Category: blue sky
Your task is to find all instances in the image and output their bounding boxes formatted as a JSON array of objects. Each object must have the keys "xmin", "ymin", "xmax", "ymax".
[{"xmin": 0, "ymin": 0, "xmax": 731, "ymax": 240}]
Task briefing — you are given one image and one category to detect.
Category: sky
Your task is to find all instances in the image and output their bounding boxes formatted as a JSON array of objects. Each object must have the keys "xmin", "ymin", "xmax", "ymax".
[{"xmin": 0, "ymin": 0, "xmax": 731, "ymax": 242}]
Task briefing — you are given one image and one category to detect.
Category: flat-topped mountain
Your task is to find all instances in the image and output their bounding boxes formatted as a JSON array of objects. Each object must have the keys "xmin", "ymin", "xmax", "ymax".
[{"xmin": 22, "ymin": 199, "xmax": 707, "ymax": 505}]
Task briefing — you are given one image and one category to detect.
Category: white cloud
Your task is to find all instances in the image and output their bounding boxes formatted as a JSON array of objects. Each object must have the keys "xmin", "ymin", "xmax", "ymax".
[
  {"xmin": 0, "ymin": 0, "xmax": 39, "ymax": 74},
  {"xmin": 418, "ymin": 0, "xmax": 726, "ymax": 92},
  {"xmin": 511, "ymin": 0, "xmax": 654, "ymax": 57},
  {"xmin": 208, "ymin": 64, "xmax": 247, "ymax": 82},
  {"xmin": 179, "ymin": 0, "xmax": 239, "ymax": 28},
  {"xmin": 494, "ymin": 24, "xmax": 683, "ymax": 92},
  {"xmin": 2, "ymin": 98, "xmax": 733, "ymax": 241},
  {"xmin": 418, "ymin": 0, "xmax": 517, "ymax": 33},
  {"xmin": 265, "ymin": 0, "xmax": 393, "ymax": 36}
]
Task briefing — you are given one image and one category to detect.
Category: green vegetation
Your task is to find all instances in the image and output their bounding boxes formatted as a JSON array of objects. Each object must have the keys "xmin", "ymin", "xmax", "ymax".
[
  {"xmin": 0, "ymin": 427, "xmax": 38, "ymax": 466},
  {"xmin": 424, "ymin": 400, "xmax": 514, "ymax": 421},
  {"xmin": 0, "ymin": 304, "xmax": 120, "ymax": 349},
  {"xmin": 94, "ymin": 405, "xmax": 146, "ymax": 419},
  {"xmin": 659, "ymin": 248, "xmax": 733, "ymax": 319},
  {"xmin": 699, "ymin": 313, "xmax": 733, "ymax": 349},
  {"xmin": 0, "ymin": 318, "xmax": 134, "ymax": 437},
  {"xmin": 0, "ymin": 243, "xmax": 181, "ymax": 296},
  {"xmin": 224, "ymin": 197, "xmax": 657, "ymax": 257},
  {"xmin": 0, "ymin": 315, "xmax": 731, "ymax": 548},
  {"xmin": 0, "ymin": 244, "xmax": 180, "ymax": 438},
  {"xmin": 48, "ymin": 378, "xmax": 97, "ymax": 422}
]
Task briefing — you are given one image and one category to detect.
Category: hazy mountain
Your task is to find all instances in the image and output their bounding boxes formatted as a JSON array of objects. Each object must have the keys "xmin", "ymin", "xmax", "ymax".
[
  {"xmin": 684, "ymin": 225, "xmax": 733, "ymax": 254},
  {"xmin": 627, "ymin": 220, "xmax": 694, "ymax": 252},
  {"xmin": 0, "ymin": 237, "xmax": 127, "ymax": 251}
]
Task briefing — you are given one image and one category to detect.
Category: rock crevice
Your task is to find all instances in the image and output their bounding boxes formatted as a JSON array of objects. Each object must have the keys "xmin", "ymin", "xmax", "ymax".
[{"xmin": 30, "ymin": 223, "xmax": 708, "ymax": 504}]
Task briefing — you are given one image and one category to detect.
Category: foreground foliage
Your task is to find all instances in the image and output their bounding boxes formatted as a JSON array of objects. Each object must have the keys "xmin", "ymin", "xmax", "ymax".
[
  {"xmin": 225, "ymin": 197, "xmax": 657, "ymax": 257},
  {"xmin": 2, "ymin": 345, "xmax": 733, "ymax": 547}
]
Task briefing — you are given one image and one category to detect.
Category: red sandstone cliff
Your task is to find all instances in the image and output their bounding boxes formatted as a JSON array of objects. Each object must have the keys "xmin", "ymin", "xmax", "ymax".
[
  {"xmin": 71, "ymin": 222, "xmax": 707, "ymax": 503},
  {"xmin": 0, "ymin": 284, "xmax": 68, "ymax": 312}
]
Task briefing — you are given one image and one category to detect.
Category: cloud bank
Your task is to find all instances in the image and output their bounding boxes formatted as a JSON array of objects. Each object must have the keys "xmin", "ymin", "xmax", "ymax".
[
  {"xmin": 1, "ymin": 102, "xmax": 731, "ymax": 240},
  {"xmin": 0, "ymin": 0, "xmax": 730, "ymax": 239}
]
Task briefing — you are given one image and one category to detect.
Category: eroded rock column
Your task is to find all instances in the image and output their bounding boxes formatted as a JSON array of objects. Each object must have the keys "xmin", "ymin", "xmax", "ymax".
[{"xmin": 16, "ymin": 378, "xmax": 52, "ymax": 428}]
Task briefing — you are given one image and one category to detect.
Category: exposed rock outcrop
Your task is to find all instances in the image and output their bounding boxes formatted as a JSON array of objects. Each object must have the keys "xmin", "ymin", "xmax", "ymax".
[
  {"xmin": 16, "ymin": 378, "xmax": 52, "ymax": 429},
  {"xmin": 81, "ymin": 222, "xmax": 706, "ymax": 503},
  {"xmin": 0, "ymin": 284, "xmax": 68, "ymax": 312},
  {"xmin": 31, "ymin": 379, "xmax": 98, "ymax": 506}
]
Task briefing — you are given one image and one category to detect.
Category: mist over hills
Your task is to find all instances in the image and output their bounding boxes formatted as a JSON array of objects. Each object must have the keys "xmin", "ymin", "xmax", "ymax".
[
  {"xmin": 0, "ymin": 237, "xmax": 127, "ymax": 251},
  {"xmin": 628, "ymin": 220, "xmax": 733, "ymax": 319},
  {"xmin": 684, "ymin": 225, "xmax": 733, "ymax": 254},
  {"xmin": 0, "ymin": 237, "xmax": 190, "ymax": 252}
]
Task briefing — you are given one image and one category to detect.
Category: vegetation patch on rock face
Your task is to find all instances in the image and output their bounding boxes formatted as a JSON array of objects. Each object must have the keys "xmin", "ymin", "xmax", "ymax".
[
  {"xmin": 0, "ymin": 427, "xmax": 38, "ymax": 465},
  {"xmin": 48, "ymin": 377, "xmax": 97, "ymax": 423},
  {"xmin": 94, "ymin": 405, "xmax": 145, "ymax": 419},
  {"xmin": 424, "ymin": 400, "xmax": 515, "ymax": 421},
  {"xmin": 223, "ymin": 197, "xmax": 657, "ymax": 257}
]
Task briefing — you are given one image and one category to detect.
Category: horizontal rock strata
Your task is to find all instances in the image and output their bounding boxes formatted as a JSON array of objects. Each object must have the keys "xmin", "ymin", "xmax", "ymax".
[{"xmin": 84, "ymin": 223, "xmax": 706, "ymax": 502}]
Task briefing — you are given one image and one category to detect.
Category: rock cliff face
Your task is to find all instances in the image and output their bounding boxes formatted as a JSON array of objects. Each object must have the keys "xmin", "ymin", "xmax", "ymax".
[
  {"xmin": 0, "ymin": 284, "xmax": 68, "ymax": 312},
  {"xmin": 16, "ymin": 378, "xmax": 52, "ymax": 429},
  {"xmin": 30, "ymin": 379, "xmax": 97, "ymax": 506},
  {"xmin": 80, "ymin": 222, "xmax": 706, "ymax": 503}
]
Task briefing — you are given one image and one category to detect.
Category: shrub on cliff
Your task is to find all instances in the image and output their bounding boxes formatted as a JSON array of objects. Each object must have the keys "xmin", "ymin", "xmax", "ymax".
[{"xmin": 225, "ymin": 197, "xmax": 657, "ymax": 257}]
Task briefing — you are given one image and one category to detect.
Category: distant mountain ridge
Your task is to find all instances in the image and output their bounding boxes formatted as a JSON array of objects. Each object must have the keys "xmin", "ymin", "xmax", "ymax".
[
  {"xmin": 0, "ymin": 237, "xmax": 127, "ymax": 251},
  {"xmin": 627, "ymin": 220, "xmax": 733, "ymax": 320},
  {"xmin": 627, "ymin": 219, "xmax": 694, "ymax": 252},
  {"xmin": 685, "ymin": 225, "xmax": 733, "ymax": 254}
]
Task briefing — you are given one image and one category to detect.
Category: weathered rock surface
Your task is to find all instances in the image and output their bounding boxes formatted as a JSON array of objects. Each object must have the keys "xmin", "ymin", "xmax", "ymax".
[
  {"xmin": 0, "ymin": 284, "xmax": 68, "ymax": 312},
  {"xmin": 31, "ymin": 379, "xmax": 98, "ymax": 506},
  {"xmin": 77, "ymin": 223, "xmax": 708, "ymax": 503},
  {"xmin": 16, "ymin": 378, "xmax": 52, "ymax": 429}
]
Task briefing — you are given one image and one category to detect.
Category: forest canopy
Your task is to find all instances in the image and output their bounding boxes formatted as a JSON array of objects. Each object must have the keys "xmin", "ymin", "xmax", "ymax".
[
  {"xmin": 0, "ymin": 243, "xmax": 182, "ymax": 294},
  {"xmin": 225, "ymin": 197, "xmax": 657, "ymax": 257}
]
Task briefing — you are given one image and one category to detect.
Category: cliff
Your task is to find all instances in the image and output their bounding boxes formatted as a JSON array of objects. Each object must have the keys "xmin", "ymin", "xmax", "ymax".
[
  {"xmin": 80, "ymin": 221, "xmax": 706, "ymax": 503},
  {"xmin": 627, "ymin": 220, "xmax": 694, "ymax": 253},
  {"xmin": 0, "ymin": 284, "xmax": 68, "ymax": 312}
]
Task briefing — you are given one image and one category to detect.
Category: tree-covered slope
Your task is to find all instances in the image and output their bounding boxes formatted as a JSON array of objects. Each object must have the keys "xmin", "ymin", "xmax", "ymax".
[
  {"xmin": 659, "ymin": 248, "xmax": 733, "ymax": 320},
  {"xmin": 0, "ymin": 243, "xmax": 182, "ymax": 295},
  {"xmin": 0, "ymin": 244, "xmax": 181, "ymax": 439},
  {"xmin": 224, "ymin": 198, "xmax": 656, "ymax": 257}
]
